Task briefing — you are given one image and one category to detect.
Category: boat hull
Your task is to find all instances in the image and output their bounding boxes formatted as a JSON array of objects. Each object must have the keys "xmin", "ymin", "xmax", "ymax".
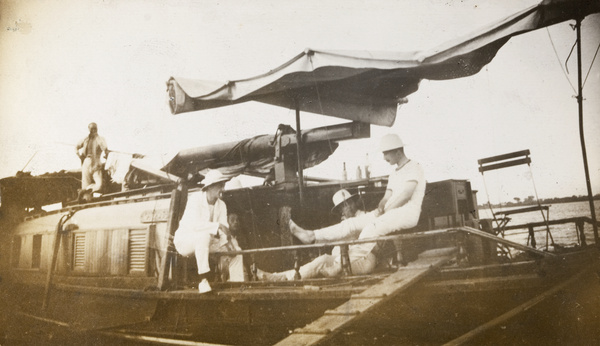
[{"xmin": 2, "ymin": 249, "xmax": 598, "ymax": 345}]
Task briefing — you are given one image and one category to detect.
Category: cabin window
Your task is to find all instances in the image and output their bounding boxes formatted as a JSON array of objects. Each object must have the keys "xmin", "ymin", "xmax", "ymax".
[
  {"xmin": 32, "ymin": 234, "xmax": 42, "ymax": 269},
  {"xmin": 11, "ymin": 236, "xmax": 21, "ymax": 268},
  {"xmin": 128, "ymin": 229, "xmax": 147, "ymax": 274},
  {"xmin": 73, "ymin": 233, "xmax": 86, "ymax": 271}
]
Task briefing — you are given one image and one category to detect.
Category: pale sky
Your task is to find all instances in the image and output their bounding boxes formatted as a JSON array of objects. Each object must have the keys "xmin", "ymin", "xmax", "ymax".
[{"xmin": 1, "ymin": 0, "xmax": 599, "ymax": 203}]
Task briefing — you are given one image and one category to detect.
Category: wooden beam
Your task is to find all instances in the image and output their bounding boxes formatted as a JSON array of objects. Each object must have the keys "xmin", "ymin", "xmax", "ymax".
[
  {"xmin": 502, "ymin": 216, "xmax": 591, "ymax": 231},
  {"xmin": 494, "ymin": 205, "xmax": 549, "ymax": 216},
  {"xmin": 457, "ymin": 227, "xmax": 555, "ymax": 258},
  {"xmin": 157, "ymin": 182, "xmax": 187, "ymax": 290},
  {"xmin": 443, "ymin": 267, "xmax": 590, "ymax": 345}
]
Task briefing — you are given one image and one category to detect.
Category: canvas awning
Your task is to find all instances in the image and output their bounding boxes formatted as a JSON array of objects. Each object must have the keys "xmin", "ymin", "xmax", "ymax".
[{"xmin": 166, "ymin": 0, "xmax": 599, "ymax": 126}]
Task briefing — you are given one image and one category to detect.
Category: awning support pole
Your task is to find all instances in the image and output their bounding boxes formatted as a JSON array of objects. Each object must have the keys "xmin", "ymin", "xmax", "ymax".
[
  {"xmin": 157, "ymin": 180, "xmax": 186, "ymax": 290},
  {"xmin": 295, "ymin": 99, "xmax": 305, "ymax": 207},
  {"xmin": 575, "ymin": 18, "xmax": 598, "ymax": 244}
]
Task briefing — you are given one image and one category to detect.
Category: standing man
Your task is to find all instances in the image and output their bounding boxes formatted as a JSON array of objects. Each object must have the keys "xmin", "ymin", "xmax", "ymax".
[
  {"xmin": 76, "ymin": 122, "xmax": 108, "ymax": 199},
  {"xmin": 289, "ymin": 134, "xmax": 426, "ymax": 276}
]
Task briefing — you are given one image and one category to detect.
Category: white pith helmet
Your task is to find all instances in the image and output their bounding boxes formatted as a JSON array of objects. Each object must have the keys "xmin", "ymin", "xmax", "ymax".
[
  {"xmin": 201, "ymin": 169, "xmax": 230, "ymax": 190},
  {"xmin": 379, "ymin": 134, "xmax": 404, "ymax": 152}
]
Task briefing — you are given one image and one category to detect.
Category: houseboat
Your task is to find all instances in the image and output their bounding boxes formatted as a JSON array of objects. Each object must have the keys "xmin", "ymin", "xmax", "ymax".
[{"xmin": 1, "ymin": 0, "xmax": 599, "ymax": 344}]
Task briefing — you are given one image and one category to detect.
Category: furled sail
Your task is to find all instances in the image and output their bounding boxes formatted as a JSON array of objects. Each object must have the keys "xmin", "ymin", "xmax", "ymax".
[
  {"xmin": 166, "ymin": 0, "xmax": 599, "ymax": 126},
  {"xmin": 159, "ymin": 122, "xmax": 368, "ymax": 178}
]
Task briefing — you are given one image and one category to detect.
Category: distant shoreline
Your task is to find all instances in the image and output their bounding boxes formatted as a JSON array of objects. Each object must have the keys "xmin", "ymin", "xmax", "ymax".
[{"xmin": 479, "ymin": 195, "xmax": 600, "ymax": 209}]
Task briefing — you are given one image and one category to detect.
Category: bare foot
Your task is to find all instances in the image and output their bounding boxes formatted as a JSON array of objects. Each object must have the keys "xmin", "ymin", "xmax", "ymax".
[{"xmin": 289, "ymin": 219, "xmax": 315, "ymax": 244}]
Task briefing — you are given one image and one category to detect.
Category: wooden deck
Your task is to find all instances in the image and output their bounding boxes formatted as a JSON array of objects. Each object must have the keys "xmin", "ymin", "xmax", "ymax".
[{"xmin": 275, "ymin": 247, "xmax": 458, "ymax": 346}]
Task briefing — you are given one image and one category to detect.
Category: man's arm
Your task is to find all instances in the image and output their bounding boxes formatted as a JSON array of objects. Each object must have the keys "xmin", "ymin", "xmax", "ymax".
[
  {"xmin": 216, "ymin": 202, "xmax": 232, "ymax": 242},
  {"xmin": 377, "ymin": 189, "xmax": 393, "ymax": 215},
  {"xmin": 99, "ymin": 137, "xmax": 109, "ymax": 159},
  {"xmin": 383, "ymin": 180, "xmax": 417, "ymax": 212},
  {"xmin": 75, "ymin": 138, "xmax": 85, "ymax": 162}
]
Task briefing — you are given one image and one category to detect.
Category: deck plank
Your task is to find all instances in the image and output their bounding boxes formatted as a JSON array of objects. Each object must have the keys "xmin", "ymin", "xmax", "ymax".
[{"xmin": 274, "ymin": 247, "xmax": 457, "ymax": 346}]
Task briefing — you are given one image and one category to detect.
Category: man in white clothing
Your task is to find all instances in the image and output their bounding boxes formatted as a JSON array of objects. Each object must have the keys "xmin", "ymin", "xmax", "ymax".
[
  {"xmin": 259, "ymin": 188, "xmax": 371, "ymax": 281},
  {"xmin": 173, "ymin": 169, "xmax": 240, "ymax": 293},
  {"xmin": 215, "ymin": 213, "xmax": 246, "ymax": 282},
  {"xmin": 75, "ymin": 122, "xmax": 108, "ymax": 200},
  {"xmin": 289, "ymin": 134, "xmax": 426, "ymax": 276}
]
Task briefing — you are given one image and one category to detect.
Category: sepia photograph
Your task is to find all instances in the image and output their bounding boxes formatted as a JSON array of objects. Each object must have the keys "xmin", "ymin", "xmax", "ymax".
[{"xmin": 1, "ymin": 0, "xmax": 599, "ymax": 344}]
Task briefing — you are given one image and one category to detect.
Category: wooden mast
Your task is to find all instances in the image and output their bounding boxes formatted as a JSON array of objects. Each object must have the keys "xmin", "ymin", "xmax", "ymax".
[{"xmin": 575, "ymin": 17, "xmax": 599, "ymax": 243}]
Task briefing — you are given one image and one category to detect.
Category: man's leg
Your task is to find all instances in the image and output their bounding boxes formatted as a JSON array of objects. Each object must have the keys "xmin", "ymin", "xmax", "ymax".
[
  {"xmin": 349, "ymin": 252, "xmax": 377, "ymax": 275},
  {"xmin": 227, "ymin": 255, "xmax": 245, "ymax": 282},
  {"xmin": 195, "ymin": 232, "xmax": 214, "ymax": 293},
  {"xmin": 321, "ymin": 252, "xmax": 376, "ymax": 277},
  {"xmin": 174, "ymin": 231, "xmax": 213, "ymax": 275},
  {"xmin": 347, "ymin": 208, "xmax": 420, "ymax": 263},
  {"xmin": 314, "ymin": 212, "xmax": 377, "ymax": 243},
  {"xmin": 173, "ymin": 232, "xmax": 195, "ymax": 257},
  {"xmin": 296, "ymin": 254, "xmax": 337, "ymax": 280},
  {"xmin": 81, "ymin": 158, "xmax": 93, "ymax": 190},
  {"xmin": 89, "ymin": 169, "xmax": 103, "ymax": 193},
  {"xmin": 290, "ymin": 211, "xmax": 377, "ymax": 245},
  {"xmin": 194, "ymin": 232, "xmax": 212, "ymax": 275},
  {"xmin": 261, "ymin": 254, "xmax": 337, "ymax": 281},
  {"xmin": 289, "ymin": 219, "xmax": 316, "ymax": 244}
]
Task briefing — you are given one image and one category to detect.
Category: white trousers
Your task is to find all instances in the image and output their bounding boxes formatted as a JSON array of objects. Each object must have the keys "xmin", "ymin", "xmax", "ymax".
[
  {"xmin": 217, "ymin": 254, "xmax": 245, "ymax": 282},
  {"xmin": 276, "ymin": 252, "xmax": 377, "ymax": 280},
  {"xmin": 174, "ymin": 231, "xmax": 212, "ymax": 275},
  {"xmin": 352, "ymin": 206, "xmax": 421, "ymax": 258},
  {"xmin": 310, "ymin": 206, "xmax": 420, "ymax": 273},
  {"xmin": 174, "ymin": 231, "xmax": 245, "ymax": 281},
  {"xmin": 81, "ymin": 157, "xmax": 103, "ymax": 192},
  {"xmin": 313, "ymin": 211, "xmax": 377, "ymax": 243}
]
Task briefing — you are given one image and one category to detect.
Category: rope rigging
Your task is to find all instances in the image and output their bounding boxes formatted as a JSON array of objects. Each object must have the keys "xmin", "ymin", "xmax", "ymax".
[{"xmin": 546, "ymin": 19, "xmax": 600, "ymax": 93}]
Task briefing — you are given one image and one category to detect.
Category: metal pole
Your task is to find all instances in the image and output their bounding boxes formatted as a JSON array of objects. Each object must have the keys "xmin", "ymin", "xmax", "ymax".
[
  {"xmin": 575, "ymin": 18, "xmax": 599, "ymax": 243},
  {"xmin": 295, "ymin": 99, "xmax": 305, "ymax": 206}
]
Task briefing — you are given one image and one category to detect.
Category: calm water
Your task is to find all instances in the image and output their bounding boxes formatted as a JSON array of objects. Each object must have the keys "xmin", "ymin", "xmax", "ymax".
[{"xmin": 478, "ymin": 200, "xmax": 599, "ymax": 249}]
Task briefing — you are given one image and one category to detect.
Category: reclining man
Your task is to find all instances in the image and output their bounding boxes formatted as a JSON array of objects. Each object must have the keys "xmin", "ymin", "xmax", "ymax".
[
  {"xmin": 258, "ymin": 188, "xmax": 370, "ymax": 281},
  {"xmin": 264, "ymin": 134, "xmax": 426, "ymax": 279}
]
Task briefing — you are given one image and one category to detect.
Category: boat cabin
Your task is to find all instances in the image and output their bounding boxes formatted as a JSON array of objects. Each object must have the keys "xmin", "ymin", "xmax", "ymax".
[{"xmin": 5, "ymin": 172, "xmax": 481, "ymax": 289}]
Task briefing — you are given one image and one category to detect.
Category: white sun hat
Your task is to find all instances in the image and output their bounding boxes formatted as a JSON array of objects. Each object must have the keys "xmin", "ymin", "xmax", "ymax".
[
  {"xmin": 331, "ymin": 189, "xmax": 358, "ymax": 213},
  {"xmin": 378, "ymin": 134, "xmax": 404, "ymax": 152},
  {"xmin": 201, "ymin": 169, "xmax": 230, "ymax": 190}
]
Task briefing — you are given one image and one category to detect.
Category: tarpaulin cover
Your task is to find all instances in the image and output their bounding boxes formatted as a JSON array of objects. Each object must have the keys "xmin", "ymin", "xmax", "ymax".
[{"xmin": 166, "ymin": 0, "xmax": 599, "ymax": 126}]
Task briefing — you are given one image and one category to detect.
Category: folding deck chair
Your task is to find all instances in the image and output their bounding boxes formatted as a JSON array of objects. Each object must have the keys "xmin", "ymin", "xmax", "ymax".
[{"xmin": 478, "ymin": 149, "xmax": 554, "ymax": 250}]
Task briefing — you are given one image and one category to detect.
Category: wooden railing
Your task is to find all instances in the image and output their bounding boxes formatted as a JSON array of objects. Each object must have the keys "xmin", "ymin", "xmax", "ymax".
[
  {"xmin": 501, "ymin": 216, "xmax": 598, "ymax": 247},
  {"xmin": 211, "ymin": 229, "xmax": 453, "ymax": 281},
  {"xmin": 208, "ymin": 220, "xmax": 597, "ymax": 282}
]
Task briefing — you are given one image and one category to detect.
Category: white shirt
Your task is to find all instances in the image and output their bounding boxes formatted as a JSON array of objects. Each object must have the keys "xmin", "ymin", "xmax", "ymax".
[
  {"xmin": 176, "ymin": 190, "xmax": 228, "ymax": 238},
  {"xmin": 384, "ymin": 160, "xmax": 426, "ymax": 217}
]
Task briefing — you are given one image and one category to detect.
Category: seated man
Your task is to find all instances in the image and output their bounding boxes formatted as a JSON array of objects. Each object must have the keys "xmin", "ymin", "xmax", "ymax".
[
  {"xmin": 258, "ymin": 188, "xmax": 371, "ymax": 281},
  {"xmin": 215, "ymin": 213, "xmax": 246, "ymax": 282},
  {"xmin": 173, "ymin": 170, "xmax": 243, "ymax": 293},
  {"xmin": 284, "ymin": 134, "xmax": 426, "ymax": 277}
]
